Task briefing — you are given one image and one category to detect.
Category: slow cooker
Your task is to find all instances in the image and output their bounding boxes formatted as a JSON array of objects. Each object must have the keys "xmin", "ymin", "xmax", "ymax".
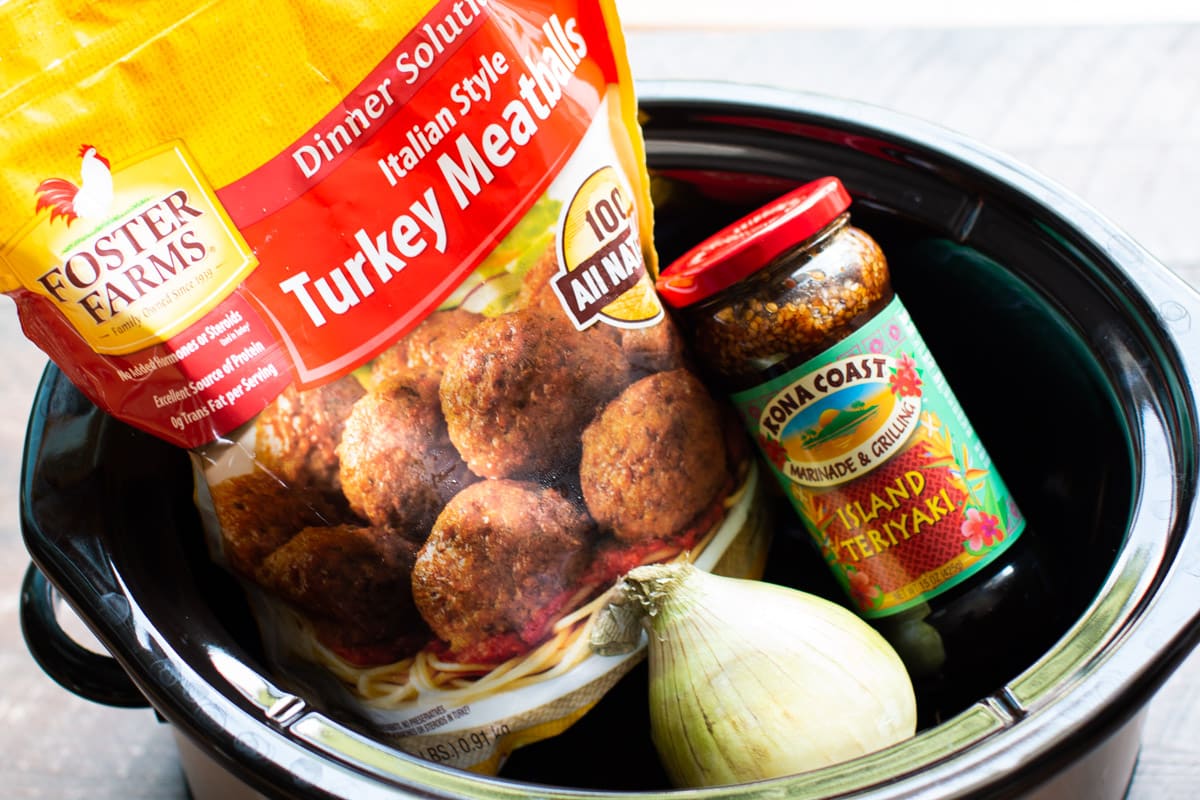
[{"xmin": 19, "ymin": 81, "xmax": 1200, "ymax": 799}]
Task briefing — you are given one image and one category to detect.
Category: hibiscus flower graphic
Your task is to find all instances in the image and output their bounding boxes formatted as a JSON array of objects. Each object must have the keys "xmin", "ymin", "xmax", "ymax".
[
  {"xmin": 962, "ymin": 507, "xmax": 1004, "ymax": 555},
  {"xmin": 847, "ymin": 567, "xmax": 884, "ymax": 610},
  {"xmin": 758, "ymin": 433, "xmax": 788, "ymax": 470},
  {"xmin": 889, "ymin": 353, "xmax": 923, "ymax": 397},
  {"xmin": 744, "ymin": 404, "xmax": 763, "ymax": 427}
]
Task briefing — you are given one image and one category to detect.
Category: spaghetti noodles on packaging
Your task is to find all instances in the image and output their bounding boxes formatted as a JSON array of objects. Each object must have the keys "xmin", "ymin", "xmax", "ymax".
[{"xmin": 0, "ymin": 0, "xmax": 771, "ymax": 772}]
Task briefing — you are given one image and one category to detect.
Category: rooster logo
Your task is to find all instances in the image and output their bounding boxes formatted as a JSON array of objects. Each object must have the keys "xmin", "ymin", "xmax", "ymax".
[{"xmin": 35, "ymin": 144, "xmax": 114, "ymax": 226}]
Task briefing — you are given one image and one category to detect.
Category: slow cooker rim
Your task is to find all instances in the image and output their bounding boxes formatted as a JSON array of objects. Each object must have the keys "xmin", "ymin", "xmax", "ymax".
[
  {"xmin": 18, "ymin": 346, "xmax": 1193, "ymax": 798},
  {"xmin": 19, "ymin": 81, "xmax": 1200, "ymax": 800}
]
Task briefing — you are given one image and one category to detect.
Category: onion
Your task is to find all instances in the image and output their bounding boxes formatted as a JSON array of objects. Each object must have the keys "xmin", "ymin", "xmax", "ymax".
[{"xmin": 591, "ymin": 562, "xmax": 917, "ymax": 788}]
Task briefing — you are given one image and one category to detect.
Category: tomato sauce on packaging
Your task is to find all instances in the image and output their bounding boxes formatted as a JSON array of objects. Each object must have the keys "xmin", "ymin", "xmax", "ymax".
[{"xmin": 1, "ymin": 0, "xmax": 772, "ymax": 772}]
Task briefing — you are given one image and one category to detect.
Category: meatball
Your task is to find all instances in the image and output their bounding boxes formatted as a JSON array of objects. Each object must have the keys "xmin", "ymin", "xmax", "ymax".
[
  {"xmin": 337, "ymin": 378, "xmax": 476, "ymax": 537},
  {"xmin": 621, "ymin": 317, "xmax": 687, "ymax": 378},
  {"xmin": 580, "ymin": 369, "xmax": 729, "ymax": 542},
  {"xmin": 440, "ymin": 309, "xmax": 630, "ymax": 478},
  {"xmin": 256, "ymin": 524, "xmax": 431, "ymax": 665},
  {"xmin": 512, "ymin": 245, "xmax": 565, "ymax": 316},
  {"xmin": 209, "ymin": 469, "xmax": 349, "ymax": 579},
  {"xmin": 371, "ymin": 308, "xmax": 481, "ymax": 386},
  {"xmin": 412, "ymin": 480, "xmax": 595, "ymax": 660},
  {"xmin": 255, "ymin": 376, "xmax": 365, "ymax": 491}
]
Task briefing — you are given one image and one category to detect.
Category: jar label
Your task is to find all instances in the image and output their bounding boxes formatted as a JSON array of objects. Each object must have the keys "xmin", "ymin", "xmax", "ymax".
[{"xmin": 731, "ymin": 295, "xmax": 1026, "ymax": 617}]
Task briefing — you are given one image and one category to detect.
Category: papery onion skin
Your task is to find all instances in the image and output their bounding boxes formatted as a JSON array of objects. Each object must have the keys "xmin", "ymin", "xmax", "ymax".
[{"xmin": 604, "ymin": 562, "xmax": 917, "ymax": 788}]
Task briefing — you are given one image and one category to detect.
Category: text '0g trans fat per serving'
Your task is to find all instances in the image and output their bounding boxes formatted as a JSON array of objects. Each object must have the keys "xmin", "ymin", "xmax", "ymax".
[{"xmin": 0, "ymin": 0, "xmax": 774, "ymax": 774}]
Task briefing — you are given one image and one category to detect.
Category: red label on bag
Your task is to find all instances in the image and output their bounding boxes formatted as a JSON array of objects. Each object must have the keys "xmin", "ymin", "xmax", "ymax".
[
  {"xmin": 225, "ymin": 1, "xmax": 611, "ymax": 385},
  {"xmin": 7, "ymin": 0, "xmax": 623, "ymax": 448}
]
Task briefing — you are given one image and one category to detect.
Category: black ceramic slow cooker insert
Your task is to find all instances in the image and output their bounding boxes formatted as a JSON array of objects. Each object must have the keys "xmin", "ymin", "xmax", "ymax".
[{"xmin": 20, "ymin": 82, "xmax": 1200, "ymax": 799}]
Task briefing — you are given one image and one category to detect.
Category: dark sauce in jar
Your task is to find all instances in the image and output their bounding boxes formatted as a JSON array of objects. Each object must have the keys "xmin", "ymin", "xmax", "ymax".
[
  {"xmin": 687, "ymin": 220, "xmax": 890, "ymax": 390},
  {"xmin": 657, "ymin": 176, "xmax": 1061, "ymax": 725}
]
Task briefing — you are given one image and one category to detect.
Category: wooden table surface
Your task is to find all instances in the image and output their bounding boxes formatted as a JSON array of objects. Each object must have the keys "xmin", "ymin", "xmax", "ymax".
[{"xmin": 2, "ymin": 19, "xmax": 1200, "ymax": 800}]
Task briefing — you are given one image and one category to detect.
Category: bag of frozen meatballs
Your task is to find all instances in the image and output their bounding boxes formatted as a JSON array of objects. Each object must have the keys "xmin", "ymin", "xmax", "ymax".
[{"xmin": 0, "ymin": 0, "xmax": 771, "ymax": 772}]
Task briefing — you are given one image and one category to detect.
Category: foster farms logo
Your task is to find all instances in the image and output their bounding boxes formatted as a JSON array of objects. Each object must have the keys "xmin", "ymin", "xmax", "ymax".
[
  {"xmin": 757, "ymin": 354, "xmax": 924, "ymax": 488},
  {"xmin": 12, "ymin": 142, "xmax": 258, "ymax": 354},
  {"xmin": 36, "ymin": 188, "xmax": 209, "ymax": 328}
]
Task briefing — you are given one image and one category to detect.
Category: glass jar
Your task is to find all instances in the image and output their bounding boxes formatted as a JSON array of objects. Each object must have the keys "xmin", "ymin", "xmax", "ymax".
[{"xmin": 656, "ymin": 176, "xmax": 1060, "ymax": 724}]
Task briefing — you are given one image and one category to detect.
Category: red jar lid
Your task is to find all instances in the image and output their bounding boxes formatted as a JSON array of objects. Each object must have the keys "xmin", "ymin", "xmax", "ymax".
[{"xmin": 656, "ymin": 176, "xmax": 852, "ymax": 308}]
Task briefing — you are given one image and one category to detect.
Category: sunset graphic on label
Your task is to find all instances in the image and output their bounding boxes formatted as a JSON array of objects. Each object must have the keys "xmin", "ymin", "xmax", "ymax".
[{"xmin": 796, "ymin": 389, "xmax": 881, "ymax": 449}]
